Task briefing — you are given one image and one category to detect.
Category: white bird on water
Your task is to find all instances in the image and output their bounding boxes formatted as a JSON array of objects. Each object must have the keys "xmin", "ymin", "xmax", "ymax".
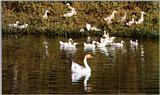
[
  {"xmin": 130, "ymin": 40, "xmax": 138, "ymax": 46},
  {"xmin": 71, "ymin": 54, "xmax": 93, "ymax": 73},
  {"xmin": 113, "ymin": 40, "xmax": 125, "ymax": 47},
  {"xmin": 42, "ymin": 10, "xmax": 49, "ymax": 19},
  {"xmin": 135, "ymin": 11, "xmax": 145, "ymax": 24}
]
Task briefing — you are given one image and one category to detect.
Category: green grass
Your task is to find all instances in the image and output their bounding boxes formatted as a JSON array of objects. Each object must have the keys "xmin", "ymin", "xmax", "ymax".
[{"xmin": 2, "ymin": 1, "xmax": 159, "ymax": 38}]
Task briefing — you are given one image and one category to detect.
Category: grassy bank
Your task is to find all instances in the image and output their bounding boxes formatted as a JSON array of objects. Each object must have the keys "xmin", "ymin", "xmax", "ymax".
[{"xmin": 2, "ymin": 1, "xmax": 159, "ymax": 38}]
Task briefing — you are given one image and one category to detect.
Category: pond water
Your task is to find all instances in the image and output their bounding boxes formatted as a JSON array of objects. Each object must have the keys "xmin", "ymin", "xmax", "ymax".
[{"xmin": 2, "ymin": 35, "xmax": 159, "ymax": 94}]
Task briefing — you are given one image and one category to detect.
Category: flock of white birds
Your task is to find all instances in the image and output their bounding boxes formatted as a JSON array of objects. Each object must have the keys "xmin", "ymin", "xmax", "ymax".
[
  {"xmin": 8, "ymin": 3, "xmax": 146, "ymax": 31},
  {"xmin": 59, "ymin": 30, "xmax": 138, "ymax": 51}
]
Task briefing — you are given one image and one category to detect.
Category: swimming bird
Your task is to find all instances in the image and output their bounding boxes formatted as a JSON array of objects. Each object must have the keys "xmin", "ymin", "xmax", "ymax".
[
  {"xmin": 42, "ymin": 10, "xmax": 49, "ymax": 19},
  {"xmin": 130, "ymin": 40, "xmax": 138, "ymax": 46},
  {"xmin": 103, "ymin": 31, "xmax": 109, "ymax": 38},
  {"xmin": 59, "ymin": 38, "xmax": 73, "ymax": 47},
  {"xmin": 113, "ymin": 40, "xmax": 125, "ymax": 47},
  {"xmin": 135, "ymin": 11, "xmax": 145, "ymax": 24},
  {"xmin": 84, "ymin": 41, "xmax": 96, "ymax": 49},
  {"xmin": 72, "ymin": 54, "xmax": 93, "ymax": 73}
]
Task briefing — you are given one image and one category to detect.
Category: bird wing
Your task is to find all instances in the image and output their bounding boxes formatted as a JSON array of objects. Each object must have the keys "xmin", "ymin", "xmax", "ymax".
[{"xmin": 72, "ymin": 61, "xmax": 84, "ymax": 72}]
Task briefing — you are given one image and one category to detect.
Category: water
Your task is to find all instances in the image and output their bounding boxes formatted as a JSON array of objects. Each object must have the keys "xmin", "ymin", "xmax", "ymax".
[{"xmin": 2, "ymin": 35, "xmax": 159, "ymax": 94}]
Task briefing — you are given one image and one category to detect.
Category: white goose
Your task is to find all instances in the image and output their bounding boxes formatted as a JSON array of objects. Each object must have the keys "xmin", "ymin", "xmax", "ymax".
[
  {"xmin": 63, "ymin": 3, "xmax": 77, "ymax": 17},
  {"xmin": 8, "ymin": 21, "xmax": 19, "ymax": 28},
  {"xmin": 42, "ymin": 10, "xmax": 49, "ymax": 19},
  {"xmin": 72, "ymin": 54, "xmax": 93, "ymax": 73},
  {"xmin": 90, "ymin": 26, "xmax": 101, "ymax": 31},
  {"xmin": 18, "ymin": 23, "xmax": 28, "ymax": 29},
  {"xmin": 86, "ymin": 23, "xmax": 91, "ymax": 31},
  {"xmin": 104, "ymin": 10, "xmax": 117, "ymax": 21},
  {"xmin": 130, "ymin": 40, "xmax": 138, "ymax": 46},
  {"xmin": 113, "ymin": 40, "xmax": 125, "ymax": 47},
  {"xmin": 126, "ymin": 17, "xmax": 135, "ymax": 26},
  {"xmin": 63, "ymin": 9, "xmax": 77, "ymax": 17},
  {"xmin": 59, "ymin": 38, "xmax": 73, "ymax": 47},
  {"xmin": 104, "ymin": 10, "xmax": 117, "ymax": 24},
  {"xmin": 84, "ymin": 41, "xmax": 96, "ymax": 49},
  {"xmin": 135, "ymin": 11, "xmax": 145, "ymax": 24},
  {"xmin": 103, "ymin": 31, "xmax": 109, "ymax": 38}
]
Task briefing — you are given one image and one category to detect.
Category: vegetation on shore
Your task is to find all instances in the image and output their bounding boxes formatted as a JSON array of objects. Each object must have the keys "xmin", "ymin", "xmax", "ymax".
[{"xmin": 2, "ymin": 1, "xmax": 159, "ymax": 38}]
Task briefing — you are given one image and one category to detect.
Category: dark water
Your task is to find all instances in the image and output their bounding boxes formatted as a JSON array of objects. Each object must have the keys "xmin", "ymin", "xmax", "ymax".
[{"xmin": 2, "ymin": 35, "xmax": 159, "ymax": 94}]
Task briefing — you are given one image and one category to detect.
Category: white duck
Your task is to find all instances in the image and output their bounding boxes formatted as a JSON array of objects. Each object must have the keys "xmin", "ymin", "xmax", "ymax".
[
  {"xmin": 42, "ymin": 10, "xmax": 49, "ymax": 19},
  {"xmin": 72, "ymin": 54, "xmax": 93, "ymax": 73},
  {"xmin": 130, "ymin": 40, "xmax": 138, "ymax": 46},
  {"xmin": 113, "ymin": 40, "xmax": 125, "ymax": 47},
  {"xmin": 135, "ymin": 11, "xmax": 145, "ymax": 24},
  {"xmin": 126, "ymin": 17, "xmax": 135, "ymax": 26}
]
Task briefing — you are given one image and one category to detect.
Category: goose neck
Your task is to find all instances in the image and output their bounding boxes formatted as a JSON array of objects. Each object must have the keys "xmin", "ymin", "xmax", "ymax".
[{"xmin": 84, "ymin": 57, "xmax": 91, "ymax": 71}]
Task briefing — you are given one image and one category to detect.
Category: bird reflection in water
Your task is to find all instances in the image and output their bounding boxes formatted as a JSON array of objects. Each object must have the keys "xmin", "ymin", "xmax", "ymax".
[
  {"xmin": 71, "ymin": 72, "xmax": 91, "ymax": 92},
  {"xmin": 43, "ymin": 40, "xmax": 49, "ymax": 58}
]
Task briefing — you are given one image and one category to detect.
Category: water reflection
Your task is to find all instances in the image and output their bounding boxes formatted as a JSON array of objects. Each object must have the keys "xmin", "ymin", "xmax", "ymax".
[
  {"xmin": 71, "ymin": 72, "xmax": 91, "ymax": 92},
  {"xmin": 2, "ymin": 35, "xmax": 159, "ymax": 94},
  {"xmin": 43, "ymin": 40, "xmax": 49, "ymax": 58},
  {"xmin": 98, "ymin": 47, "xmax": 109, "ymax": 56}
]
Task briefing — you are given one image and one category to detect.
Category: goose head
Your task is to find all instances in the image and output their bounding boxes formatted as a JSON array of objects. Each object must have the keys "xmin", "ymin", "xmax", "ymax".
[
  {"xmin": 66, "ymin": 3, "xmax": 70, "ymax": 6},
  {"xmin": 85, "ymin": 54, "xmax": 93, "ymax": 59},
  {"xmin": 16, "ymin": 21, "xmax": 19, "ymax": 24},
  {"xmin": 112, "ymin": 10, "xmax": 117, "ymax": 13},
  {"xmin": 45, "ymin": 10, "xmax": 49, "ymax": 13},
  {"xmin": 141, "ymin": 11, "xmax": 145, "ymax": 14},
  {"xmin": 121, "ymin": 40, "xmax": 125, "ymax": 44},
  {"xmin": 92, "ymin": 41, "xmax": 97, "ymax": 44}
]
